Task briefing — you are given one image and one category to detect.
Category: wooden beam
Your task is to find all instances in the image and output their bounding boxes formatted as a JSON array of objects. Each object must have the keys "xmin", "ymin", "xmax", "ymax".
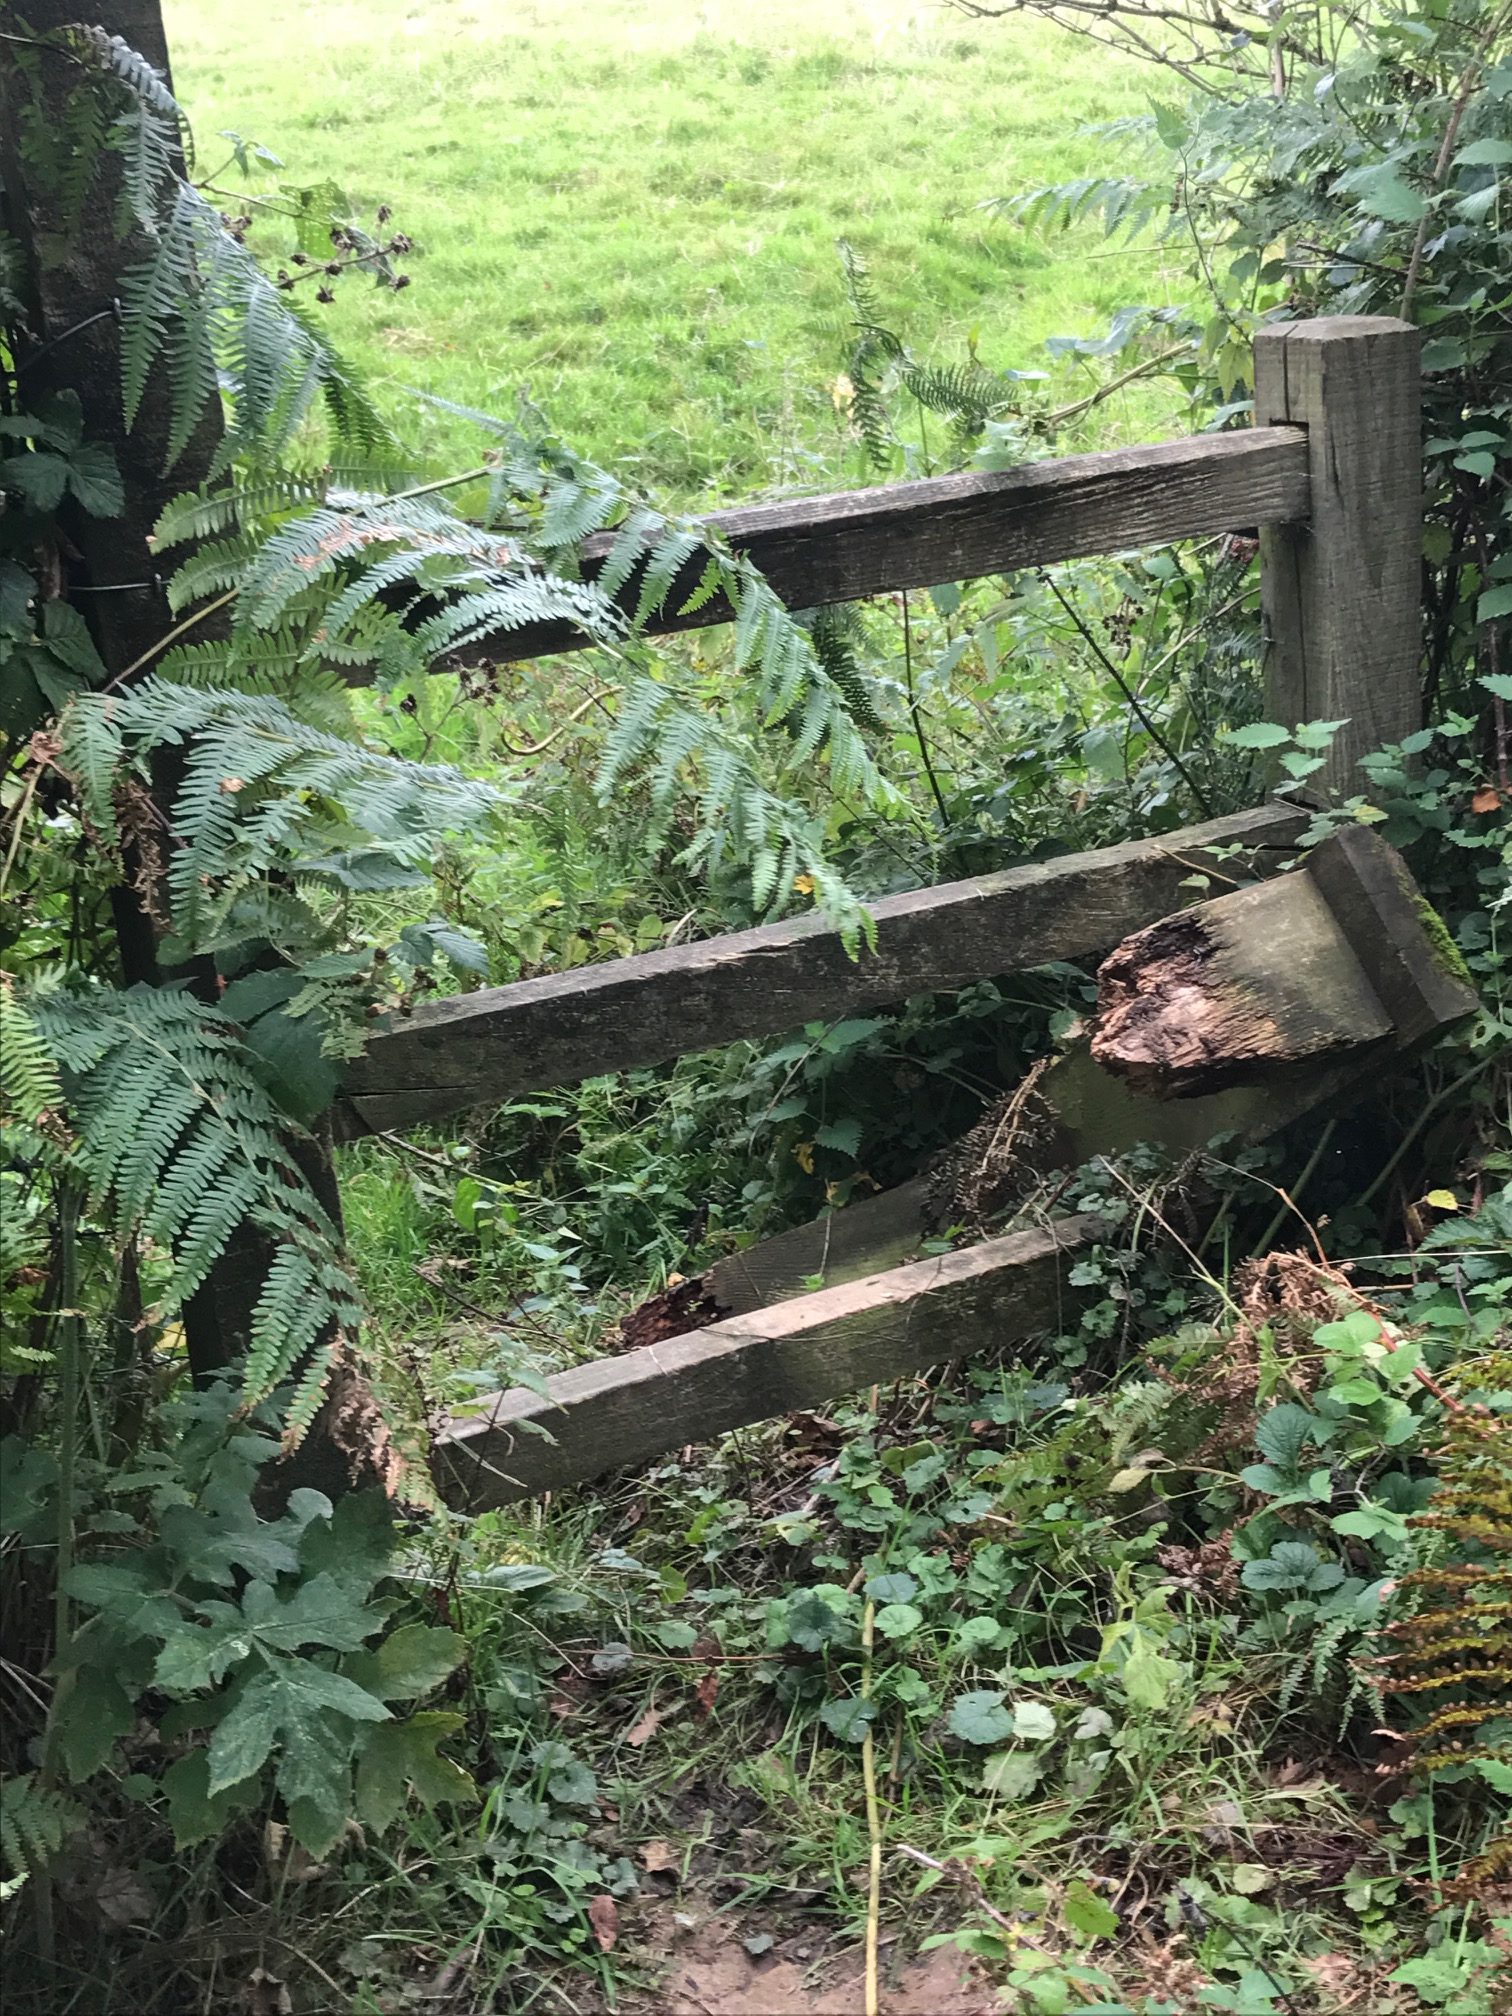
[
  {"xmin": 336, "ymin": 801, "xmax": 1307, "ymax": 1134},
  {"xmin": 1255, "ymin": 318, "xmax": 1421, "ymax": 796},
  {"xmin": 431, "ymin": 1213, "xmax": 1105, "ymax": 1507},
  {"xmin": 425, "ymin": 428, "xmax": 1309, "ymax": 669}
]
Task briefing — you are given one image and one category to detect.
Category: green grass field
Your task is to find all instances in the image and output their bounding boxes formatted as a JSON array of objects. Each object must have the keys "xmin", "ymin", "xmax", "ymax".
[{"xmin": 166, "ymin": 0, "xmax": 1176, "ymax": 499}]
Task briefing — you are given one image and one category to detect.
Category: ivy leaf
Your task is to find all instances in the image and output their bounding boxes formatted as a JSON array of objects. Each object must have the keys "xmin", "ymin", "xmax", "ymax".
[
  {"xmin": 948, "ymin": 1689, "xmax": 1014, "ymax": 1745},
  {"xmin": 206, "ymin": 1661, "xmax": 390, "ymax": 1797},
  {"xmin": 819, "ymin": 1696, "xmax": 877, "ymax": 1743},
  {"xmin": 344, "ymin": 1623, "xmax": 465, "ymax": 1702}
]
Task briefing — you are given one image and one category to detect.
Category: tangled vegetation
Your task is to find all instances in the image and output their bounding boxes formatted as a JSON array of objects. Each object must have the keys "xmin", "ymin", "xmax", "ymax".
[{"xmin": 2, "ymin": 2, "xmax": 1510, "ymax": 2011}]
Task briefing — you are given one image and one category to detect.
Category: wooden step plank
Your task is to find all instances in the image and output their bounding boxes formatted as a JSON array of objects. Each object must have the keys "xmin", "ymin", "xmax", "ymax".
[
  {"xmin": 337, "ymin": 801, "xmax": 1307, "ymax": 1134},
  {"xmin": 431, "ymin": 1214, "xmax": 1106, "ymax": 1508},
  {"xmin": 420, "ymin": 428, "xmax": 1309, "ymax": 670}
]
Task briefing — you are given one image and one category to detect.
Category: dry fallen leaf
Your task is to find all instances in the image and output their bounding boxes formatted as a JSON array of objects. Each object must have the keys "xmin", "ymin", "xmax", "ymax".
[
  {"xmin": 695, "ymin": 1669, "xmax": 719, "ymax": 1717},
  {"xmin": 588, "ymin": 1893, "xmax": 619, "ymax": 1952},
  {"xmin": 625, "ymin": 1704, "xmax": 663, "ymax": 1748},
  {"xmin": 1471, "ymin": 785, "xmax": 1503, "ymax": 814},
  {"xmin": 640, "ymin": 1838, "xmax": 679, "ymax": 1873},
  {"xmin": 243, "ymin": 1969, "xmax": 293, "ymax": 2016}
]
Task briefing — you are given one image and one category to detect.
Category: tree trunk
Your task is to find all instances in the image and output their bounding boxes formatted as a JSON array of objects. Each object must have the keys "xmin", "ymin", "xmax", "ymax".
[{"xmin": 2, "ymin": 5, "xmax": 374, "ymax": 1492}]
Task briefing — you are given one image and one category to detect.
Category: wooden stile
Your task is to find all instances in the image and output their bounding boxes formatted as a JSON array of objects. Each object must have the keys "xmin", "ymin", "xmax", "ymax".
[
  {"xmin": 1255, "ymin": 316, "xmax": 1422, "ymax": 796},
  {"xmin": 430, "ymin": 831, "xmax": 1471, "ymax": 1510},
  {"xmin": 337, "ymin": 801, "xmax": 1307, "ymax": 1134},
  {"xmin": 432, "ymin": 1215, "xmax": 1106, "ymax": 1507},
  {"xmin": 426, "ymin": 428, "xmax": 1311, "ymax": 670}
]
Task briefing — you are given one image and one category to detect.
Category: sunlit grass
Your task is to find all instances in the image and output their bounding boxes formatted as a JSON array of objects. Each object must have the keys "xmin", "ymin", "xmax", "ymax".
[{"xmin": 166, "ymin": 0, "xmax": 1179, "ymax": 499}]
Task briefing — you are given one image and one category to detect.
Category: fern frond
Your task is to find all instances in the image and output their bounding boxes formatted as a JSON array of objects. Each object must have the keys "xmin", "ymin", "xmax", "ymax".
[
  {"xmin": 0, "ymin": 1774, "xmax": 78, "ymax": 1897},
  {"xmin": 25, "ymin": 983, "xmax": 362, "ymax": 1417}
]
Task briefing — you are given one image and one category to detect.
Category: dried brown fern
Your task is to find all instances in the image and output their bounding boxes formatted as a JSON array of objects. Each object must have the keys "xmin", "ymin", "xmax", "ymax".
[{"xmin": 1377, "ymin": 1352, "xmax": 1512, "ymax": 1903}]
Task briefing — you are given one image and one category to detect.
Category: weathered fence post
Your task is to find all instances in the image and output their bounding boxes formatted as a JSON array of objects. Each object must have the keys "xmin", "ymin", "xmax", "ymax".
[{"xmin": 1254, "ymin": 316, "xmax": 1421, "ymax": 796}]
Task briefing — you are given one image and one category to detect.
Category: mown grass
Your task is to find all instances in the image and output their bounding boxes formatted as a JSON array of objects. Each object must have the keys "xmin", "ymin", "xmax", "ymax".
[{"xmin": 166, "ymin": 0, "xmax": 1179, "ymax": 498}]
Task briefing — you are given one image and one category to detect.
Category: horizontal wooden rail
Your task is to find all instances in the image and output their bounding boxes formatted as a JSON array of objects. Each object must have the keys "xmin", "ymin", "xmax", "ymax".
[
  {"xmin": 434, "ymin": 427, "xmax": 1310, "ymax": 667},
  {"xmin": 431, "ymin": 1213, "xmax": 1105, "ymax": 1507},
  {"xmin": 336, "ymin": 800, "xmax": 1307, "ymax": 1134}
]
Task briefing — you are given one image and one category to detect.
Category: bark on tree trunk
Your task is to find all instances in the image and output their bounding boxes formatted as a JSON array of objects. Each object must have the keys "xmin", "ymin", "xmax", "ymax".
[{"xmin": 2, "ymin": 4, "xmax": 378, "ymax": 1493}]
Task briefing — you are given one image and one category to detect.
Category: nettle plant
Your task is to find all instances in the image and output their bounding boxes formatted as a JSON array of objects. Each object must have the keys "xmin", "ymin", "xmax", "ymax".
[{"xmin": 0, "ymin": 22, "xmax": 888, "ymax": 1888}]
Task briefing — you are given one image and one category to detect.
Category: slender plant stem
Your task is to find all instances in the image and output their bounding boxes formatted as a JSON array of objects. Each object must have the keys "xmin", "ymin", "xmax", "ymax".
[
  {"xmin": 1256, "ymin": 1117, "xmax": 1336, "ymax": 1253},
  {"xmin": 900, "ymin": 591, "xmax": 952, "ymax": 835},
  {"xmin": 102, "ymin": 588, "xmax": 237, "ymax": 691},
  {"xmin": 1041, "ymin": 574, "xmax": 1215, "ymax": 815},
  {"xmin": 861, "ymin": 1598, "xmax": 881, "ymax": 2016}
]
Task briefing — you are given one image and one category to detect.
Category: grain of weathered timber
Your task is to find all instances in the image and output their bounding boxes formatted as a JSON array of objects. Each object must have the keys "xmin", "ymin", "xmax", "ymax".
[
  {"xmin": 431, "ymin": 1214, "xmax": 1105, "ymax": 1507},
  {"xmin": 1303, "ymin": 825, "xmax": 1479, "ymax": 1046},
  {"xmin": 1254, "ymin": 318, "xmax": 1421, "ymax": 796},
  {"xmin": 424, "ymin": 429, "xmax": 1310, "ymax": 669},
  {"xmin": 1091, "ymin": 867, "xmax": 1392, "ymax": 1097},
  {"xmin": 337, "ymin": 801, "xmax": 1307, "ymax": 1134}
]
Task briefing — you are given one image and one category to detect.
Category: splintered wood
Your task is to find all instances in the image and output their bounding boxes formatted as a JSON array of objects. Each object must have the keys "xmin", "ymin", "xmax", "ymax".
[{"xmin": 431, "ymin": 827, "xmax": 1475, "ymax": 1509}]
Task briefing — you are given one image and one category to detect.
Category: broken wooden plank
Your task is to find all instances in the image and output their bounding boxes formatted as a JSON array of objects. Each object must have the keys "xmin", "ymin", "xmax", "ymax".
[
  {"xmin": 336, "ymin": 801, "xmax": 1307, "ymax": 1135},
  {"xmin": 1090, "ymin": 870, "xmax": 1390, "ymax": 1098},
  {"xmin": 419, "ymin": 428, "xmax": 1310, "ymax": 671},
  {"xmin": 1303, "ymin": 823, "xmax": 1478, "ymax": 1046},
  {"xmin": 700, "ymin": 829, "xmax": 1473, "ymax": 1313},
  {"xmin": 431, "ymin": 1213, "xmax": 1106, "ymax": 1508}
]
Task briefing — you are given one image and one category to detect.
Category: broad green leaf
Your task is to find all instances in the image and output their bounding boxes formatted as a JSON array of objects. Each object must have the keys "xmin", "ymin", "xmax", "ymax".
[
  {"xmin": 63, "ymin": 1563, "xmax": 181, "ymax": 1642},
  {"xmin": 819, "ymin": 1696, "xmax": 876, "ymax": 1742},
  {"xmin": 65, "ymin": 441, "xmax": 125, "ymax": 518},
  {"xmin": 162, "ymin": 1751, "xmax": 262, "ymax": 1848},
  {"xmin": 872, "ymin": 1602, "xmax": 924, "ymax": 1640},
  {"xmin": 345, "ymin": 1623, "xmax": 465, "ymax": 1702},
  {"xmin": 1222, "ymin": 721, "xmax": 1291, "ymax": 750},
  {"xmin": 1254, "ymin": 1402, "xmax": 1323, "ymax": 1474},
  {"xmin": 1121, "ymin": 1635, "xmax": 1184, "ymax": 1710},
  {"xmin": 298, "ymin": 1490, "xmax": 396, "ymax": 1593},
  {"xmin": 276, "ymin": 1714, "xmax": 352, "ymax": 1857},
  {"xmin": 240, "ymin": 1570, "xmax": 387, "ymax": 1656},
  {"xmin": 207, "ymin": 1661, "xmax": 389, "ymax": 1796},
  {"xmin": 1063, "ymin": 1878, "xmax": 1119, "ymax": 1941},
  {"xmin": 1456, "ymin": 138, "xmax": 1512, "ymax": 166},
  {"xmin": 980, "ymin": 1749, "xmax": 1043, "ymax": 1798},
  {"xmin": 865, "ymin": 1572, "xmax": 919, "ymax": 1605},
  {"xmin": 1012, "ymin": 1700, "xmax": 1057, "ymax": 1742},
  {"xmin": 54, "ymin": 1666, "xmax": 135, "ymax": 1782},
  {"xmin": 948, "ymin": 1689, "xmax": 1014, "ymax": 1745},
  {"xmin": 354, "ymin": 1712, "xmax": 476, "ymax": 1833}
]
